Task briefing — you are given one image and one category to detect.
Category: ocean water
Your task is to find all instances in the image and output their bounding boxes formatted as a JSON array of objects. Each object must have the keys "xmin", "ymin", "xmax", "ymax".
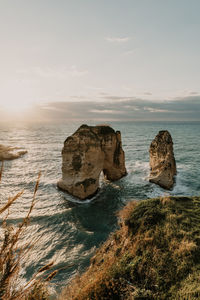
[{"xmin": 0, "ymin": 121, "xmax": 200, "ymax": 296}]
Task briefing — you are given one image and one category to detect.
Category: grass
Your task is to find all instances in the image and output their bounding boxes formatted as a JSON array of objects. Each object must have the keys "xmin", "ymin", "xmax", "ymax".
[
  {"xmin": 0, "ymin": 161, "xmax": 3, "ymax": 183},
  {"xmin": 0, "ymin": 162, "xmax": 56, "ymax": 300},
  {"xmin": 61, "ymin": 195, "xmax": 200, "ymax": 299}
]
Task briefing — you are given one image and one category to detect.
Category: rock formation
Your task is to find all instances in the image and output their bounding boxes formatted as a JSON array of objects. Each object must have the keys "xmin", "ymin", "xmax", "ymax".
[
  {"xmin": 149, "ymin": 130, "xmax": 176, "ymax": 189},
  {"xmin": 57, "ymin": 124, "xmax": 127, "ymax": 199},
  {"xmin": 0, "ymin": 144, "xmax": 27, "ymax": 161}
]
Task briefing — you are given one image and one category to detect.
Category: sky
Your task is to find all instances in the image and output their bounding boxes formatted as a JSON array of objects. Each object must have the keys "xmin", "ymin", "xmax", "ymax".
[{"xmin": 0, "ymin": 0, "xmax": 200, "ymax": 122}]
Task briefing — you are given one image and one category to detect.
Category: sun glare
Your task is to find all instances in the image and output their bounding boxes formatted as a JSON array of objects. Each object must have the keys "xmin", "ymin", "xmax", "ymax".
[{"xmin": 1, "ymin": 100, "xmax": 33, "ymax": 115}]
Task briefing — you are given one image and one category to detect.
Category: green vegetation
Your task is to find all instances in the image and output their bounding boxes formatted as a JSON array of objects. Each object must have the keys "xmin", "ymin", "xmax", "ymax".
[{"xmin": 61, "ymin": 196, "xmax": 200, "ymax": 299}]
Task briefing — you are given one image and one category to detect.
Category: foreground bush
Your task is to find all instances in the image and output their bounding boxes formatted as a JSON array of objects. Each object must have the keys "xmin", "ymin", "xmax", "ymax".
[{"xmin": 61, "ymin": 196, "xmax": 200, "ymax": 299}]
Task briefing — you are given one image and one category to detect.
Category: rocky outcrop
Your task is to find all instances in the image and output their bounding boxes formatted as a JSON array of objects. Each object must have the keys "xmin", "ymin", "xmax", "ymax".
[
  {"xmin": 149, "ymin": 130, "xmax": 176, "ymax": 189},
  {"xmin": 0, "ymin": 144, "xmax": 27, "ymax": 161},
  {"xmin": 57, "ymin": 124, "xmax": 127, "ymax": 199}
]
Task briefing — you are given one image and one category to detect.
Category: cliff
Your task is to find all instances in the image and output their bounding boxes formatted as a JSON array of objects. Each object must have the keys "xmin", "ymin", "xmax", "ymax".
[
  {"xmin": 61, "ymin": 196, "xmax": 200, "ymax": 299},
  {"xmin": 57, "ymin": 124, "xmax": 127, "ymax": 199}
]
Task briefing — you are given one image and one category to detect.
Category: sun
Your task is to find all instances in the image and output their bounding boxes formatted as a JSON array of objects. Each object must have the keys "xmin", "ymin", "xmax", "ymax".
[
  {"xmin": 0, "ymin": 83, "xmax": 36, "ymax": 119},
  {"xmin": 1, "ymin": 99, "xmax": 33, "ymax": 115},
  {"xmin": 0, "ymin": 98, "xmax": 35, "ymax": 122}
]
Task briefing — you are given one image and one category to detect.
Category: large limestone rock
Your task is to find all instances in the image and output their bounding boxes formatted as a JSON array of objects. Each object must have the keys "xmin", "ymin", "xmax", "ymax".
[
  {"xmin": 0, "ymin": 144, "xmax": 27, "ymax": 161},
  {"xmin": 149, "ymin": 130, "xmax": 177, "ymax": 189},
  {"xmin": 57, "ymin": 124, "xmax": 127, "ymax": 199}
]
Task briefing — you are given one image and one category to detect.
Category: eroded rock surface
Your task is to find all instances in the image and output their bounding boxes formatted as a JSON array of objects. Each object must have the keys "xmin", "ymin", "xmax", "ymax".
[
  {"xmin": 57, "ymin": 124, "xmax": 127, "ymax": 199},
  {"xmin": 0, "ymin": 144, "xmax": 27, "ymax": 161},
  {"xmin": 149, "ymin": 130, "xmax": 176, "ymax": 189}
]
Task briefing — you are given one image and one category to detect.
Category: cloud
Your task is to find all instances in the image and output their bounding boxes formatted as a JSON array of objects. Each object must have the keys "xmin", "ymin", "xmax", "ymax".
[
  {"xmin": 90, "ymin": 109, "xmax": 124, "ymax": 114},
  {"xmin": 189, "ymin": 91, "xmax": 199, "ymax": 95},
  {"xmin": 143, "ymin": 92, "xmax": 152, "ymax": 96},
  {"xmin": 105, "ymin": 36, "xmax": 130, "ymax": 43},
  {"xmin": 32, "ymin": 95, "xmax": 200, "ymax": 123},
  {"xmin": 99, "ymin": 96, "xmax": 134, "ymax": 101},
  {"xmin": 85, "ymin": 86, "xmax": 104, "ymax": 91},
  {"xmin": 143, "ymin": 107, "xmax": 171, "ymax": 113},
  {"xmin": 30, "ymin": 65, "xmax": 88, "ymax": 79}
]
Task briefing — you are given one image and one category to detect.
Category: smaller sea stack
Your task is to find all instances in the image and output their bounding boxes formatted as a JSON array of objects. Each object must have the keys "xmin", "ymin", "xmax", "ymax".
[
  {"xmin": 0, "ymin": 144, "xmax": 27, "ymax": 161},
  {"xmin": 57, "ymin": 124, "xmax": 127, "ymax": 200},
  {"xmin": 149, "ymin": 130, "xmax": 177, "ymax": 189}
]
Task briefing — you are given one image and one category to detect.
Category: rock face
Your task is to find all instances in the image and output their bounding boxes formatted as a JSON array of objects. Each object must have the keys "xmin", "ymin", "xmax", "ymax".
[
  {"xmin": 0, "ymin": 144, "xmax": 27, "ymax": 161},
  {"xmin": 57, "ymin": 124, "xmax": 127, "ymax": 199},
  {"xmin": 149, "ymin": 130, "xmax": 177, "ymax": 189}
]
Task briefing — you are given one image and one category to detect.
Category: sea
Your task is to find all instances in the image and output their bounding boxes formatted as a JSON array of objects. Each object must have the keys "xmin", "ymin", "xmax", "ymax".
[{"xmin": 0, "ymin": 121, "xmax": 200, "ymax": 297}]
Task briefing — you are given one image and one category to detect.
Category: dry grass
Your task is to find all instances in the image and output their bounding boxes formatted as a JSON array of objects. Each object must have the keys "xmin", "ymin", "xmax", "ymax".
[
  {"xmin": 0, "ymin": 190, "xmax": 24, "ymax": 215},
  {"xmin": 0, "ymin": 168, "xmax": 56, "ymax": 300},
  {"xmin": 173, "ymin": 238, "xmax": 197, "ymax": 256},
  {"xmin": 160, "ymin": 194, "xmax": 172, "ymax": 205},
  {"xmin": 118, "ymin": 200, "xmax": 137, "ymax": 222},
  {"xmin": 0, "ymin": 161, "xmax": 3, "ymax": 183},
  {"xmin": 61, "ymin": 195, "xmax": 200, "ymax": 299}
]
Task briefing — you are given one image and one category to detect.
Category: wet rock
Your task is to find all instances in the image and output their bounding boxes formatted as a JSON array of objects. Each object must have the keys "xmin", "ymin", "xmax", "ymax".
[
  {"xmin": 57, "ymin": 124, "xmax": 127, "ymax": 199},
  {"xmin": 0, "ymin": 144, "xmax": 27, "ymax": 161},
  {"xmin": 149, "ymin": 130, "xmax": 177, "ymax": 189}
]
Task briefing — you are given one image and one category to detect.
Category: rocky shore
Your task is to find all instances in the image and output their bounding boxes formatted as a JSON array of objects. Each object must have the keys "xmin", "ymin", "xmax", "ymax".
[{"xmin": 0, "ymin": 144, "xmax": 27, "ymax": 161}]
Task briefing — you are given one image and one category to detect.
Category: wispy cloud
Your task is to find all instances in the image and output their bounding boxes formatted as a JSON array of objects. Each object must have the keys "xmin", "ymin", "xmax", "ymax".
[
  {"xmin": 144, "ymin": 92, "xmax": 152, "ymax": 96},
  {"xmin": 143, "ymin": 107, "xmax": 171, "ymax": 113},
  {"xmin": 189, "ymin": 91, "xmax": 199, "ymax": 95},
  {"xmin": 26, "ymin": 65, "xmax": 89, "ymax": 79},
  {"xmin": 90, "ymin": 109, "xmax": 124, "ymax": 114},
  {"xmin": 33, "ymin": 95, "xmax": 200, "ymax": 122},
  {"xmin": 85, "ymin": 86, "xmax": 104, "ymax": 91},
  {"xmin": 105, "ymin": 36, "xmax": 130, "ymax": 43}
]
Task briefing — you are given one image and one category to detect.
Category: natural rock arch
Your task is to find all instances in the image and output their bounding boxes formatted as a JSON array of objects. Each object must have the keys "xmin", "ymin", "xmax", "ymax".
[{"xmin": 57, "ymin": 124, "xmax": 127, "ymax": 199}]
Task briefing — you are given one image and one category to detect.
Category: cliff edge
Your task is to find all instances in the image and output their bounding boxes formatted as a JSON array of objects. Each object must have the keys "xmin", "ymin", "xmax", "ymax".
[{"xmin": 61, "ymin": 196, "xmax": 200, "ymax": 299}]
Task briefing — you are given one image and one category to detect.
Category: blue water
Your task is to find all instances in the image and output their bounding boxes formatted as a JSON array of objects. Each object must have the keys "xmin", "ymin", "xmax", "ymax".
[{"xmin": 0, "ymin": 121, "xmax": 200, "ymax": 297}]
